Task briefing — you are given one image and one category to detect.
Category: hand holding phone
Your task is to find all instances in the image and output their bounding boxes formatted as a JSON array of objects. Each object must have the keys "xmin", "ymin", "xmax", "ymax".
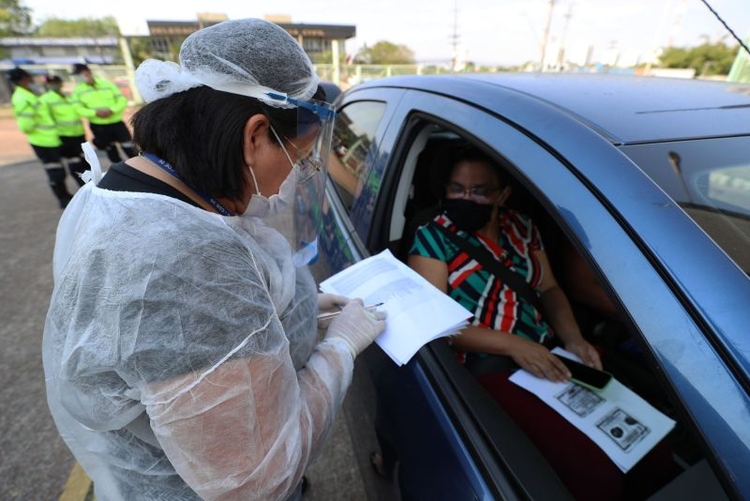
[{"xmin": 554, "ymin": 354, "xmax": 613, "ymax": 391}]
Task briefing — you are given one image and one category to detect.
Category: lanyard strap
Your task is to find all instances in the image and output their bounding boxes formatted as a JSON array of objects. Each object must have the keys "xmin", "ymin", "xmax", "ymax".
[{"xmin": 141, "ymin": 153, "xmax": 234, "ymax": 216}]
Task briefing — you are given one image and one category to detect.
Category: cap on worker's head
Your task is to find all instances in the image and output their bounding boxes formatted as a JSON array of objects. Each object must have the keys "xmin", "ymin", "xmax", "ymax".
[
  {"xmin": 136, "ymin": 18, "xmax": 318, "ymax": 105},
  {"xmin": 8, "ymin": 67, "xmax": 32, "ymax": 84},
  {"xmin": 179, "ymin": 18, "xmax": 318, "ymax": 103},
  {"xmin": 45, "ymin": 75, "xmax": 62, "ymax": 84},
  {"xmin": 72, "ymin": 63, "xmax": 90, "ymax": 75}
]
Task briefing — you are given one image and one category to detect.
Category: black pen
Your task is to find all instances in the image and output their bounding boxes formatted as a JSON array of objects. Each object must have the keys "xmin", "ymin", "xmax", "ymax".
[{"xmin": 317, "ymin": 302, "xmax": 384, "ymax": 321}]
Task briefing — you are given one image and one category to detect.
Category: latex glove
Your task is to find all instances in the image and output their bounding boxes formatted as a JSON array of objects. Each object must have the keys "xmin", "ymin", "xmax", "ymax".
[
  {"xmin": 324, "ymin": 299, "xmax": 386, "ymax": 358},
  {"xmin": 317, "ymin": 293, "xmax": 350, "ymax": 328},
  {"xmin": 318, "ymin": 293, "xmax": 350, "ymax": 311}
]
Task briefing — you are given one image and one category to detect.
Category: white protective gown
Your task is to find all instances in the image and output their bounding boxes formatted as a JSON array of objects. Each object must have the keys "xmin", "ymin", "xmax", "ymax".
[{"xmin": 42, "ymin": 178, "xmax": 354, "ymax": 500}]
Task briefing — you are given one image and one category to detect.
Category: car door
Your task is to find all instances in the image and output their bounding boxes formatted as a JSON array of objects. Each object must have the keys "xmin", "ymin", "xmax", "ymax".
[{"xmin": 318, "ymin": 85, "xmax": 575, "ymax": 500}]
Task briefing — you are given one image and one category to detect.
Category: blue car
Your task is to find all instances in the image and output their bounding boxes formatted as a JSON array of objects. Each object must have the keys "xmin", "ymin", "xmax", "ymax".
[{"xmin": 309, "ymin": 73, "xmax": 750, "ymax": 500}]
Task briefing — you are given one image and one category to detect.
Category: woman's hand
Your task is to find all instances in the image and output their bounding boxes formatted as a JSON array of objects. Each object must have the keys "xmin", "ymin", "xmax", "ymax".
[
  {"xmin": 317, "ymin": 293, "xmax": 350, "ymax": 328},
  {"xmin": 564, "ymin": 339, "xmax": 603, "ymax": 370},
  {"xmin": 508, "ymin": 336, "xmax": 571, "ymax": 382}
]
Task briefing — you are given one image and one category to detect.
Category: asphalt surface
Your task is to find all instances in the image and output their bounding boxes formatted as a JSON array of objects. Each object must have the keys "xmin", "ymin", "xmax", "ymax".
[{"xmin": 0, "ymin": 111, "xmax": 399, "ymax": 501}]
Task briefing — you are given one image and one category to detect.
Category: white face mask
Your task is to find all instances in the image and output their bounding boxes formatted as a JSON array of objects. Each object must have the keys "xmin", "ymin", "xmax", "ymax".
[{"xmin": 242, "ymin": 159, "xmax": 299, "ymax": 219}]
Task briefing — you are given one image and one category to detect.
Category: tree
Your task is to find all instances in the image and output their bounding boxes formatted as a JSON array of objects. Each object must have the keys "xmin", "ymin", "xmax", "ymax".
[
  {"xmin": 311, "ymin": 49, "xmax": 347, "ymax": 65},
  {"xmin": 126, "ymin": 36, "xmax": 154, "ymax": 67},
  {"xmin": 659, "ymin": 42, "xmax": 739, "ymax": 77},
  {"xmin": 355, "ymin": 41, "xmax": 415, "ymax": 65},
  {"xmin": 0, "ymin": 0, "xmax": 32, "ymax": 36},
  {"xmin": 35, "ymin": 16, "xmax": 121, "ymax": 37}
]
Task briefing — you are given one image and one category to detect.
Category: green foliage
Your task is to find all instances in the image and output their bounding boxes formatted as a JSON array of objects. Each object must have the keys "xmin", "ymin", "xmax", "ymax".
[
  {"xmin": 356, "ymin": 41, "xmax": 415, "ymax": 65},
  {"xmin": 35, "ymin": 16, "xmax": 120, "ymax": 37},
  {"xmin": 0, "ymin": 0, "xmax": 32, "ymax": 36},
  {"xmin": 659, "ymin": 42, "xmax": 739, "ymax": 76},
  {"xmin": 311, "ymin": 49, "xmax": 347, "ymax": 65},
  {"xmin": 125, "ymin": 37, "xmax": 153, "ymax": 67}
]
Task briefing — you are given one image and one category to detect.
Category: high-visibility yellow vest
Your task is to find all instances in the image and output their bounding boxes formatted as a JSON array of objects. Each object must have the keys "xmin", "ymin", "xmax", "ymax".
[
  {"xmin": 12, "ymin": 86, "xmax": 62, "ymax": 148},
  {"xmin": 72, "ymin": 77, "xmax": 128, "ymax": 125},
  {"xmin": 40, "ymin": 90, "xmax": 86, "ymax": 138}
]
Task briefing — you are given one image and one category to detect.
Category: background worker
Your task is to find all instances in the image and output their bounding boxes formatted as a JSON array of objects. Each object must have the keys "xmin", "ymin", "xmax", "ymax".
[
  {"xmin": 40, "ymin": 75, "xmax": 87, "ymax": 187},
  {"xmin": 71, "ymin": 63, "xmax": 136, "ymax": 163},
  {"xmin": 8, "ymin": 67, "xmax": 72, "ymax": 208}
]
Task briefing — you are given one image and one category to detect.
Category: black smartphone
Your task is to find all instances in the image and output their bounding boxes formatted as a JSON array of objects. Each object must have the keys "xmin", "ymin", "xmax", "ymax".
[{"xmin": 555, "ymin": 355, "xmax": 613, "ymax": 391}]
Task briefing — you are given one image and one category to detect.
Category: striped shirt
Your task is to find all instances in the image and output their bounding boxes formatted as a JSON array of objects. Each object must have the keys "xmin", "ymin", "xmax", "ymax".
[{"xmin": 409, "ymin": 209, "xmax": 554, "ymax": 345}]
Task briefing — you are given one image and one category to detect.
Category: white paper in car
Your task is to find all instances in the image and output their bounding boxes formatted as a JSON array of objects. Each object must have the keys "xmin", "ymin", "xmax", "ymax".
[
  {"xmin": 319, "ymin": 249, "xmax": 472, "ymax": 365},
  {"xmin": 509, "ymin": 347, "xmax": 675, "ymax": 473}
]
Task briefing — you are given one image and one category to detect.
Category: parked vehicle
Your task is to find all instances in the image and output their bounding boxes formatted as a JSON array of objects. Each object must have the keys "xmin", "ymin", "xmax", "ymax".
[{"xmin": 308, "ymin": 73, "xmax": 750, "ymax": 500}]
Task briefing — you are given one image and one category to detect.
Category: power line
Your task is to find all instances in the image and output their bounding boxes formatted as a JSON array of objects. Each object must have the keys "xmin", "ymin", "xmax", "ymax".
[{"xmin": 698, "ymin": 0, "xmax": 750, "ymax": 56}]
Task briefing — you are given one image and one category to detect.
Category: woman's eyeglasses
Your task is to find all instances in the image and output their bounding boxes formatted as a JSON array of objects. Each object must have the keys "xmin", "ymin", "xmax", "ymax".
[
  {"xmin": 269, "ymin": 125, "xmax": 323, "ymax": 183},
  {"xmin": 445, "ymin": 182, "xmax": 499, "ymax": 202},
  {"xmin": 288, "ymin": 145, "xmax": 323, "ymax": 183}
]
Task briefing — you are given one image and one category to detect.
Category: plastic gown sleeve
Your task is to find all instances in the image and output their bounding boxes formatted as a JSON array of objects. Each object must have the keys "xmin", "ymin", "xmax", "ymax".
[
  {"xmin": 142, "ymin": 338, "xmax": 352, "ymax": 500},
  {"xmin": 131, "ymin": 247, "xmax": 354, "ymax": 500}
]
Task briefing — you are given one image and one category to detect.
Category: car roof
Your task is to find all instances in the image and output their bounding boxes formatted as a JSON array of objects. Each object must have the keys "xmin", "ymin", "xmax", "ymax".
[{"xmin": 356, "ymin": 73, "xmax": 750, "ymax": 145}]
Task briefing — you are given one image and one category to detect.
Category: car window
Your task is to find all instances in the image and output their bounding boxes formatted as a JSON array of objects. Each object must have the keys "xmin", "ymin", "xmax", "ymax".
[
  {"xmin": 621, "ymin": 137, "xmax": 750, "ymax": 274},
  {"xmin": 329, "ymin": 101, "xmax": 387, "ymax": 211},
  {"xmin": 703, "ymin": 165, "xmax": 750, "ymax": 212}
]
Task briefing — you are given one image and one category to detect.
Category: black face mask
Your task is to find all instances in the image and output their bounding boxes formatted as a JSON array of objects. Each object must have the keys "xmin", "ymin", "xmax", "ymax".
[{"xmin": 442, "ymin": 198, "xmax": 493, "ymax": 233}]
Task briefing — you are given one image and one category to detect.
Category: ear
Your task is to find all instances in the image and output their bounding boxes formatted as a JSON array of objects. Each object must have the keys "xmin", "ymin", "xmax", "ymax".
[{"xmin": 242, "ymin": 114, "xmax": 270, "ymax": 166}]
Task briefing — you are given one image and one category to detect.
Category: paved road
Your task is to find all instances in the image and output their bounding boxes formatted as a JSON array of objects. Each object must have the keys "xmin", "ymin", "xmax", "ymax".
[{"xmin": 0, "ymin": 111, "xmax": 398, "ymax": 500}]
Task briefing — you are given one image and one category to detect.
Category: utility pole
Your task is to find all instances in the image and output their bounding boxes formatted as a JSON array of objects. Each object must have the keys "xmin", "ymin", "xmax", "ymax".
[
  {"xmin": 332, "ymin": 39, "xmax": 341, "ymax": 88},
  {"xmin": 119, "ymin": 36, "xmax": 142, "ymax": 105},
  {"xmin": 667, "ymin": 0, "xmax": 689, "ymax": 48},
  {"xmin": 539, "ymin": 0, "xmax": 557, "ymax": 71},
  {"xmin": 450, "ymin": 0, "xmax": 460, "ymax": 72},
  {"xmin": 556, "ymin": 3, "xmax": 573, "ymax": 70}
]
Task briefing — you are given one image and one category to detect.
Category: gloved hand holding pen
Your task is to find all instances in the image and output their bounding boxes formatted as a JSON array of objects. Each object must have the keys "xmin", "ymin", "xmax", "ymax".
[
  {"xmin": 317, "ymin": 293, "xmax": 350, "ymax": 328},
  {"xmin": 324, "ymin": 299, "xmax": 387, "ymax": 359}
]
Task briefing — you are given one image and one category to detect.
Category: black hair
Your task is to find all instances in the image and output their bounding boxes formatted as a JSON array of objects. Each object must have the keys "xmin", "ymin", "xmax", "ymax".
[
  {"xmin": 433, "ymin": 141, "xmax": 508, "ymax": 197},
  {"xmin": 132, "ymin": 85, "xmax": 325, "ymax": 201},
  {"xmin": 8, "ymin": 67, "xmax": 31, "ymax": 84},
  {"xmin": 72, "ymin": 63, "xmax": 89, "ymax": 75}
]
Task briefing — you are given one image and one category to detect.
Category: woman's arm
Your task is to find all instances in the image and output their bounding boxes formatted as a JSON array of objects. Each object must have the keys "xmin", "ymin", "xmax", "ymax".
[
  {"xmin": 536, "ymin": 250, "xmax": 603, "ymax": 370},
  {"xmin": 143, "ymin": 336, "xmax": 354, "ymax": 501},
  {"xmin": 560, "ymin": 239, "xmax": 619, "ymax": 319},
  {"xmin": 408, "ymin": 254, "xmax": 570, "ymax": 381}
]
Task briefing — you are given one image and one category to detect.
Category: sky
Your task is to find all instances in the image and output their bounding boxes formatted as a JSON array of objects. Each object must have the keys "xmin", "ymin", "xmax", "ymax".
[{"xmin": 20, "ymin": 0, "xmax": 750, "ymax": 67}]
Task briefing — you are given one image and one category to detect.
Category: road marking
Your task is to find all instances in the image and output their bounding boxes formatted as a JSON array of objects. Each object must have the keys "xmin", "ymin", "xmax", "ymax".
[{"xmin": 59, "ymin": 463, "xmax": 92, "ymax": 501}]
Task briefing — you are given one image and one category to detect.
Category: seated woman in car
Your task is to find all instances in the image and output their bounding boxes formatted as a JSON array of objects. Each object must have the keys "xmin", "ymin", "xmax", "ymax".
[{"xmin": 407, "ymin": 143, "xmax": 679, "ymax": 501}]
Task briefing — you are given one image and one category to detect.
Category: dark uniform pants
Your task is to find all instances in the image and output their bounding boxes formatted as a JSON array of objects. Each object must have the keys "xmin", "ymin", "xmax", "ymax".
[{"xmin": 90, "ymin": 121, "xmax": 136, "ymax": 163}]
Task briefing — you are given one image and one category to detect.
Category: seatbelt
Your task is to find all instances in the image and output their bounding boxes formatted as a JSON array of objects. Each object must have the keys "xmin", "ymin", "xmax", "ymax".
[{"xmin": 431, "ymin": 222, "xmax": 542, "ymax": 312}]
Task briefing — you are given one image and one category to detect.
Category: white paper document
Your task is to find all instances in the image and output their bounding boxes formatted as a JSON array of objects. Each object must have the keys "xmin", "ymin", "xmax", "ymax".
[
  {"xmin": 509, "ymin": 347, "xmax": 675, "ymax": 473},
  {"xmin": 319, "ymin": 249, "xmax": 472, "ymax": 365}
]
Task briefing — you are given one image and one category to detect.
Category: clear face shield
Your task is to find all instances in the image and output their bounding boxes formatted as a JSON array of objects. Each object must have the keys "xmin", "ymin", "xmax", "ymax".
[{"xmin": 265, "ymin": 93, "xmax": 336, "ymax": 267}]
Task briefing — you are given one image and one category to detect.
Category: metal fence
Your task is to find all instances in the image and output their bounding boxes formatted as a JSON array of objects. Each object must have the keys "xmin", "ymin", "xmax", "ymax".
[
  {"xmin": 2, "ymin": 63, "xmax": 440, "ymax": 105},
  {"xmin": 4, "ymin": 59, "xmax": 741, "ymax": 107}
]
